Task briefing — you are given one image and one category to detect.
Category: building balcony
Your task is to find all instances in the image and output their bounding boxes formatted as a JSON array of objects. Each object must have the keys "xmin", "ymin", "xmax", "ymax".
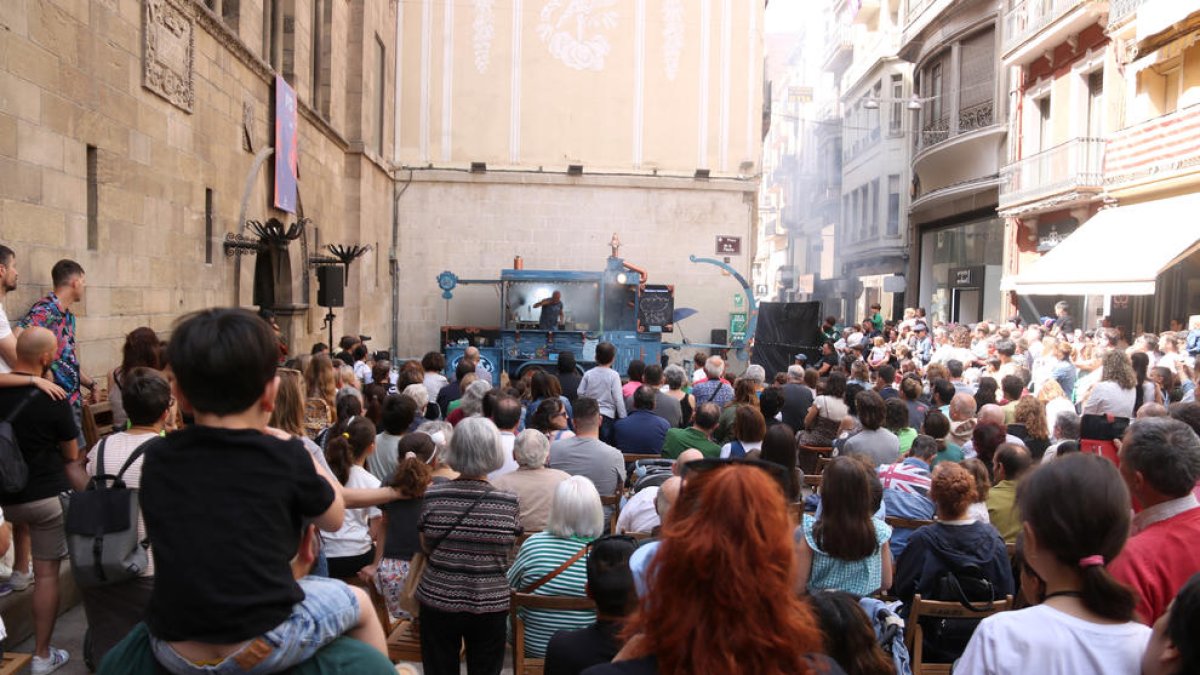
[
  {"xmin": 999, "ymin": 137, "xmax": 1105, "ymax": 215},
  {"xmin": 823, "ymin": 23, "xmax": 855, "ymax": 75},
  {"xmin": 902, "ymin": 0, "xmax": 951, "ymax": 52},
  {"xmin": 1107, "ymin": 0, "xmax": 1145, "ymax": 28},
  {"xmin": 1106, "ymin": 103, "xmax": 1200, "ymax": 195},
  {"xmin": 912, "ymin": 99, "xmax": 995, "ymax": 156},
  {"xmin": 1002, "ymin": 0, "xmax": 1108, "ymax": 66}
]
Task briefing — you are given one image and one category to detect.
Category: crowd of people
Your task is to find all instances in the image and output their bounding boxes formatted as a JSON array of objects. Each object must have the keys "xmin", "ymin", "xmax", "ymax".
[{"xmin": 1, "ymin": 241, "xmax": 1200, "ymax": 674}]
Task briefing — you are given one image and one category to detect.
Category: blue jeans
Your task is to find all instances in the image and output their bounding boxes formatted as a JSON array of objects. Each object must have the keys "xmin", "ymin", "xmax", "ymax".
[{"xmin": 148, "ymin": 576, "xmax": 359, "ymax": 674}]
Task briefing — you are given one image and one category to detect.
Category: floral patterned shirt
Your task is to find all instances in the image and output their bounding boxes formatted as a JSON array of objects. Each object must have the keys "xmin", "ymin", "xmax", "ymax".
[{"xmin": 19, "ymin": 292, "xmax": 80, "ymax": 405}]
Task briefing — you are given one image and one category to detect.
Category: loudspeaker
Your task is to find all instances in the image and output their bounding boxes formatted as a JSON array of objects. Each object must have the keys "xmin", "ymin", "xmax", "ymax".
[
  {"xmin": 710, "ymin": 329, "xmax": 728, "ymax": 345},
  {"xmin": 317, "ymin": 266, "xmax": 344, "ymax": 307}
]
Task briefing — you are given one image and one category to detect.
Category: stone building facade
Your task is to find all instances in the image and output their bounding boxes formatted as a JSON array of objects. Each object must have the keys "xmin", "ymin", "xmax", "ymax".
[{"xmin": 1, "ymin": 0, "xmax": 397, "ymax": 379}]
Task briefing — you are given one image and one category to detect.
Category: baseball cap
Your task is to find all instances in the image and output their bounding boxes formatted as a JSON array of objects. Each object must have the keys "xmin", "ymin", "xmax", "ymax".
[{"xmin": 794, "ymin": 353, "xmax": 808, "ymax": 362}]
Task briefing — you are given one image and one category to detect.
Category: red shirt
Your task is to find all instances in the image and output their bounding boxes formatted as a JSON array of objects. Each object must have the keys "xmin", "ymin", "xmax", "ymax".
[{"xmin": 1109, "ymin": 506, "xmax": 1200, "ymax": 624}]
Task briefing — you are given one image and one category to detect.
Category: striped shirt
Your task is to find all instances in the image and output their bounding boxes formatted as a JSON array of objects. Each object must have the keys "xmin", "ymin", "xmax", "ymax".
[
  {"xmin": 416, "ymin": 479, "xmax": 521, "ymax": 614},
  {"xmin": 506, "ymin": 532, "xmax": 594, "ymax": 658}
]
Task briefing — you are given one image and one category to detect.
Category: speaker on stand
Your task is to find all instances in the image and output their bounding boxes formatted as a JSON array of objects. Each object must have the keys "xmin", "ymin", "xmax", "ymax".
[{"xmin": 317, "ymin": 266, "xmax": 344, "ymax": 350}]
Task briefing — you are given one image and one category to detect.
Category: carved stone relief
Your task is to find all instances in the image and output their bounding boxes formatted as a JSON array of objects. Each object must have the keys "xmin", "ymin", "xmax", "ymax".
[{"xmin": 142, "ymin": 0, "xmax": 195, "ymax": 113}]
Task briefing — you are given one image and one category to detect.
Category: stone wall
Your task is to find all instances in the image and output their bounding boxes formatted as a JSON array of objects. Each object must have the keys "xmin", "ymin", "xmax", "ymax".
[{"xmin": 0, "ymin": 0, "xmax": 395, "ymax": 384}]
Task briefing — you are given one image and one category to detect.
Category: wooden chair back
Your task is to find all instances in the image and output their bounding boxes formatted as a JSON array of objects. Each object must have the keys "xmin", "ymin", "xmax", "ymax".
[
  {"xmin": 885, "ymin": 516, "xmax": 936, "ymax": 530},
  {"xmin": 797, "ymin": 444, "xmax": 834, "ymax": 474},
  {"xmin": 905, "ymin": 594, "xmax": 1013, "ymax": 674},
  {"xmin": 386, "ymin": 620, "xmax": 424, "ymax": 664},
  {"xmin": 622, "ymin": 453, "xmax": 661, "ymax": 464},
  {"xmin": 510, "ymin": 592, "xmax": 597, "ymax": 675},
  {"xmin": 815, "ymin": 456, "xmax": 834, "ymax": 475},
  {"xmin": 600, "ymin": 491, "xmax": 622, "ymax": 534},
  {"xmin": 82, "ymin": 401, "xmax": 116, "ymax": 451},
  {"xmin": 802, "ymin": 474, "xmax": 823, "ymax": 495}
]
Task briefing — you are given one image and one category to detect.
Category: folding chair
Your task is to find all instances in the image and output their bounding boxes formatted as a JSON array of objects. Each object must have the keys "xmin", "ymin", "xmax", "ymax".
[
  {"xmin": 905, "ymin": 594, "xmax": 1013, "ymax": 674},
  {"xmin": 510, "ymin": 592, "xmax": 597, "ymax": 675}
]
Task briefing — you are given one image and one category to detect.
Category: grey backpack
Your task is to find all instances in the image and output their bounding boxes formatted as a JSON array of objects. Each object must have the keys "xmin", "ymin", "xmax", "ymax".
[{"xmin": 60, "ymin": 437, "xmax": 150, "ymax": 587}]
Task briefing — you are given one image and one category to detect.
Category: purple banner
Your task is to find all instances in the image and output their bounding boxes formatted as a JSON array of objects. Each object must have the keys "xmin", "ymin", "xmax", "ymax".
[{"xmin": 274, "ymin": 75, "xmax": 298, "ymax": 213}]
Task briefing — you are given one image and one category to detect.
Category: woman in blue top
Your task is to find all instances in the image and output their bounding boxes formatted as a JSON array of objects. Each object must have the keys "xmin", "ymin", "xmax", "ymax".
[
  {"xmin": 796, "ymin": 456, "xmax": 892, "ymax": 596},
  {"xmin": 525, "ymin": 370, "xmax": 574, "ymax": 431}
]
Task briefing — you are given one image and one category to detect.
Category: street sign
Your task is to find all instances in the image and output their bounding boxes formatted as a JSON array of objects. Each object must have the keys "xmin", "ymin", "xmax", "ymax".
[{"xmin": 716, "ymin": 236, "xmax": 742, "ymax": 255}]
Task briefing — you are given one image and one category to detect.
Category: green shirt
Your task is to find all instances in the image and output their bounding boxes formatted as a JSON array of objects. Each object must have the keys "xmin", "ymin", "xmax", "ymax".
[
  {"xmin": 987, "ymin": 480, "xmax": 1021, "ymax": 544},
  {"xmin": 660, "ymin": 427, "xmax": 721, "ymax": 459},
  {"xmin": 931, "ymin": 442, "xmax": 964, "ymax": 467},
  {"xmin": 896, "ymin": 427, "xmax": 917, "ymax": 455}
]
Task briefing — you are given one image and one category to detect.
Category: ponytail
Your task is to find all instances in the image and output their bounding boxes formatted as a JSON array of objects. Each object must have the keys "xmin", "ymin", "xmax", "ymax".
[
  {"xmin": 1079, "ymin": 563, "xmax": 1137, "ymax": 623},
  {"xmin": 390, "ymin": 432, "xmax": 436, "ymax": 498},
  {"xmin": 324, "ymin": 435, "xmax": 353, "ymax": 485}
]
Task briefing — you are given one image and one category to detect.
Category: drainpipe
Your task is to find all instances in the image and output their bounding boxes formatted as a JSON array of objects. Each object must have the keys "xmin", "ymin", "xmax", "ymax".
[{"xmin": 390, "ymin": 169, "xmax": 413, "ymax": 360}]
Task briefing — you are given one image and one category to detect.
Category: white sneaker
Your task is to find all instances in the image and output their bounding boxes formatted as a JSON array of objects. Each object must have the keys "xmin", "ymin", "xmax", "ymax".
[
  {"xmin": 8, "ymin": 570, "xmax": 33, "ymax": 591},
  {"xmin": 31, "ymin": 647, "xmax": 69, "ymax": 675}
]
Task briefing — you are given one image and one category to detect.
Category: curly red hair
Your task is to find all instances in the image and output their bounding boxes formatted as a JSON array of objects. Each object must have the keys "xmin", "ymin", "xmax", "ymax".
[
  {"xmin": 930, "ymin": 461, "xmax": 977, "ymax": 519},
  {"xmin": 622, "ymin": 465, "xmax": 824, "ymax": 674}
]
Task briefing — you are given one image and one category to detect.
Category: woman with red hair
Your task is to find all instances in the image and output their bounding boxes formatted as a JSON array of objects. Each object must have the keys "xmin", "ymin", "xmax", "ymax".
[{"xmin": 582, "ymin": 461, "xmax": 838, "ymax": 675}]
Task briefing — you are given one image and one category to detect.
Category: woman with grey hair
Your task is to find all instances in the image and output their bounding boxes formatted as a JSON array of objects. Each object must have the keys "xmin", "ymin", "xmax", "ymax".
[
  {"xmin": 493, "ymin": 430, "xmax": 571, "ymax": 531},
  {"xmin": 662, "ymin": 364, "xmax": 696, "ymax": 428},
  {"xmin": 507, "ymin": 475, "xmax": 602, "ymax": 658},
  {"xmin": 447, "ymin": 378, "xmax": 493, "ymax": 425},
  {"xmin": 416, "ymin": 417, "xmax": 521, "ymax": 673},
  {"xmin": 402, "ymin": 383, "xmax": 430, "ymax": 427}
]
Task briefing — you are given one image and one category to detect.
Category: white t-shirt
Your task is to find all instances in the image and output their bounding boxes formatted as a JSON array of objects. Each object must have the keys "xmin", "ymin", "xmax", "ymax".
[
  {"xmin": 86, "ymin": 431, "xmax": 158, "ymax": 576},
  {"xmin": 1082, "ymin": 381, "xmax": 1136, "ymax": 418},
  {"xmin": 0, "ymin": 304, "xmax": 11, "ymax": 374},
  {"xmin": 323, "ymin": 465, "xmax": 381, "ymax": 558},
  {"xmin": 488, "ymin": 432, "xmax": 519, "ymax": 481},
  {"xmin": 615, "ymin": 487, "xmax": 660, "ymax": 534},
  {"xmin": 958, "ymin": 604, "xmax": 1150, "ymax": 675}
]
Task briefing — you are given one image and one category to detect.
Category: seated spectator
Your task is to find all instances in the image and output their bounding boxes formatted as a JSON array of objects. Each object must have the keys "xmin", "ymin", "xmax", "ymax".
[
  {"xmin": 527, "ymin": 370, "xmax": 575, "ymax": 431},
  {"xmin": 922, "ymin": 409, "xmax": 962, "ymax": 466},
  {"xmin": 1000, "ymin": 375, "xmax": 1026, "ymax": 423},
  {"xmin": 1041, "ymin": 410, "xmax": 1080, "ymax": 464},
  {"xmin": 987, "ymin": 443, "xmax": 1032, "ymax": 544},
  {"xmin": 885, "ymin": 397, "xmax": 917, "ymax": 455},
  {"xmin": 758, "ymin": 425, "xmax": 802, "ymax": 502},
  {"xmin": 1010, "ymin": 396, "xmax": 1051, "ymax": 460},
  {"xmin": 900, "ymin": 375, "xmax": 929, "ymax": 430},
  {"xmin": 1111, "ymin": 418, "xmax": 1200, "ymax": 625},
  {"xmin": 947, "ymin": 392, "xmax": 979, "ymax": 448},
  {"xmin": 689, "ymin": 356, "xmax": 734, "ymax": 409},
  {"xmin": 959, "ymin": 455, "xmax": 1151, "ymax": 674},
  {"xmin": 446, "ymin": 379, "xmax": 491, "ymax": 426},
  {"xmin": 841, "ymin": 390, "xmax": 900, "ymax": 467},
  {"xmin": 797, "ymin": 371, "xmax": 849, "ymax": 447},
  {"xmin": 796, "ymin": 457, "xmax": 893, "ymax": 595},
  {"xmin": 878, "ymin": 435, "xmax": 937, "ymax": 560},
  {"xmin": 613, "ymin": 386, "xmax": 670, "ymax": 455},
  {"xmin": 616, "ymin": 451, "xmax": 702, "ymax": 535},
  {"xmin": 548, "ymin": 398, "xmax": 627, "ymax": 517},
  {"xmin": 720, "ymin": 404, "xmax": 767, "ymax": 458},
  {"xmin": 556, "ymin": 352, "xmax": 582, "ymax": 404},
  {"xmin": 140, "ymin": 309, "xmax": 385, "ymax": 674},
  {"xmin": 961, "ymin": 458, "xmax": 992, "ymax": 524},
  {"xmin": 894, "ymin": 462, "xmax": 1013, "ymax": 662},
  {"xmin": 435, "ymin": 360, "xmax": 475, "ymax": 415},
  {"xmin": 365, "ymin": 394, "xmax": 417, "ymax": 482},
  {"xmin": 964, "ymin": 404, "xmax": 1027, "ymax": 458},
  {"xmin": 401, "ymin": 384, "xmax": 433, "ymax": 431},
  {"xmin": 530, "ymin": 397, "xmax": 576, "ymax": 442},
  {"xmin": 714, "ymin": 379, "xmax": 761, "ymax": 444},
  {"xmin": 543, "ymin": 534, "xmax": 640, "ymax": 675},
  {"xmin": 98, "ymin": 522, "xmax": 397, "ymax": 675},
  {"xmin": 80, "ymin": 367, "xmax": 170, "ymax": 666},
  {"xmin": 807, "ymin": 590, "xmax": 897, "ymax": 675},
  {"xmin": 583, "ymin": 461, "xmax": 833, "ymax": 675},
  {"xmin": 660, "ymin": 402, "xmax": 721, "ymax": 459},
  {"xmin": 493, "ymin": 430, "xmax": 571, "ymax": 533},
  {"xmin": 487, "ymin": 394, "xmax": 523, "ymax": 480},
  {"xmin": 640, "ymin": 365, "xmax": 681, "ymax": 428},
  {"xmin": 969, "ymin": 422, "xmax": 1008, "ymax": 473},
  {"xmin": 758, "ymin": 385, "xmax": 786, "ymax": 428},
  {"xmin": 416, "ymin": 417, "xmax": 521, "ymax": 674},
  {"xmin": 508, "ymin": 476, "xmax": 604, "ymax": 658},
  {"xmin": 621, "ymin": 360, "xmax": 646, "ymax": 399},
  {"xmin": 661, "ymin": 365, "xmax": 696, "ymax": 428},
  {"xmin": 374, "ymin": 432, "xmax": 437, "ymax": 620},
  {"xmin": 1037, "ymin": 379, "xmax": 1075, "ymax": 430},
  {"xmin": 1142, "ymin": 572, "xmax": 1200, "ymax": 675},
  {"xmin": 421, "ymin": 351, "xmax": 448, "ymax": 402}
]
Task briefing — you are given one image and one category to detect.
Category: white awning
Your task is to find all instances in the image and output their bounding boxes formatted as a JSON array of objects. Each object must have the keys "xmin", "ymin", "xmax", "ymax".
[{"xmin": 1005, "ymin": 193, "xmax": 1200, "ymax": 296}]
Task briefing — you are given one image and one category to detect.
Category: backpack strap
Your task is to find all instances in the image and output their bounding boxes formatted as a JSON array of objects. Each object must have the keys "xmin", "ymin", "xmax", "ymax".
[
  {"xmin": 95, "ymin": 437, "xmax": 109, "ymax": 478},
  {"xmin": 4, "ymin": 387, "xmax": 41, "ymax": 424},
  {"xmin": 115, "ymin": 444, "xmax": 148, "ymax": 481}
]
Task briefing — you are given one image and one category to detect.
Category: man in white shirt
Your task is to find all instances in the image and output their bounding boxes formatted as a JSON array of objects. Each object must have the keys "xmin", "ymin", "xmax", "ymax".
[
  {"xmin": 0, "ymin": 246, "xmax": 18, "ymax": 373},
  {"xmin": 615, "ymin": 450, "xmax": 701, "ymax": 534},
  {"xmin": 487, "ymin": 395, "xmax": 522, "ymax": 480}
]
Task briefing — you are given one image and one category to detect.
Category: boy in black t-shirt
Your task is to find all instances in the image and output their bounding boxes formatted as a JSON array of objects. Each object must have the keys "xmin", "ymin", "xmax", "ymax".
[{"xmin": 140, "ymin": 308, "xmax": 386, "ymax": 674}]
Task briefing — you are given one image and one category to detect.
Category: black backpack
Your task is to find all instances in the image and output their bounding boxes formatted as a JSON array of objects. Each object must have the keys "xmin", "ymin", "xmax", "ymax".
[
  {"xmin": 0, "ymin": 389, "xmax": 40, "ymax": 494},
  {"xmin": 921, "ymin": 562, "xmax": 998, "ymax": 663}
]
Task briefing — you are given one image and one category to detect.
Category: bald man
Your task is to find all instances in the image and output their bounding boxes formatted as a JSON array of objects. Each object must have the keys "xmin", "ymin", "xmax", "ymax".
[
  {"xmin": 1, "ymin": 326, "xmax": 89, "ymax": 668},
  {"xmin": 461, "ymin": 345, "xmax": 492, "ymax": 385},
  {"xmin": 1136, "ymin": 402, "xmax": 1169, "ymax": 419},
  {"xmin": 615, "ymin": 451, "xmax": 702, "ymax": 534},
  {"xmin": 962, "ymin": 403, "xmax": 1026, "ymax": 459},
  {"xmin": 947, "ymin": 393, "xmax": 979, "ymax": 448}
]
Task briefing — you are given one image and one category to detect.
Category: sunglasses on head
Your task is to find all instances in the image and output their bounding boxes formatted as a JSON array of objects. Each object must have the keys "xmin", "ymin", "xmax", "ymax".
[{"xmin": 678, "ymin": 457, "xmax": 791, "ymax": 488}]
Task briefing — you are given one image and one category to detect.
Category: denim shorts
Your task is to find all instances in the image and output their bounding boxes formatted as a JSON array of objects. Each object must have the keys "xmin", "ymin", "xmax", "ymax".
[{"xmin": 149, "ymin": 576, "xmax": 360, "ymax": 675}]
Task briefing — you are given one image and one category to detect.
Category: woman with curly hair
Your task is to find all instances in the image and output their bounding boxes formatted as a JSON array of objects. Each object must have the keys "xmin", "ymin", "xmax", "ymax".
[
  {"xmin": 305, "ymin": 354, "xmax": 338, "ymax": 409},
  {"xmin": 1082, "ymin": 349, "xmax": 1138, "ymax": 418},
  {"xmin": 893, "ymin": 462, "xmax": 1013, "ymax": 662},
  {"xmin": 1011, "ymin": 396, "xmax": 1051, "ymax": 460},
  {"xmin": 584, "ymin": 462, "xmax": 835, "ymax": 675}
]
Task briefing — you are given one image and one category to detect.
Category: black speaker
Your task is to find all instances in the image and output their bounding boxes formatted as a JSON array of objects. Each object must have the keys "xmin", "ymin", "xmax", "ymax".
[
  {"xmin": 711, "ymin": 329, "xmax": 728, "ymax": 345},
  {"xmin": 317, "ymin": 266, "xmax": 344, "ymax": 307}
]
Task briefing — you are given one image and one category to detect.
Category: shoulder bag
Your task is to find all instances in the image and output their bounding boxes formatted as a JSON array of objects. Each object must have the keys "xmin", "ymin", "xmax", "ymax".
[
  {"xmin": 399, "ymin": 486, "xmax": 493, "ymax": 617},
  {"xmin": 520, "ymin": 544, "xmax": 588, "ymax": 594}
]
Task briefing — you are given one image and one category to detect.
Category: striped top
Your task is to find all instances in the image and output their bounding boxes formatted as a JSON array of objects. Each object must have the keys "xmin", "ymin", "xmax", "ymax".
[
  {"xmin": 416, "ymin": 479, "xmax": 521, "ymax": 614},
  {"xmin": 800, "ymin": 514, "xmax": 892, "ymax": 596},
  {"xmin": 506, "ymin": 532, "xmax": 595, "ymax": 658}
]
